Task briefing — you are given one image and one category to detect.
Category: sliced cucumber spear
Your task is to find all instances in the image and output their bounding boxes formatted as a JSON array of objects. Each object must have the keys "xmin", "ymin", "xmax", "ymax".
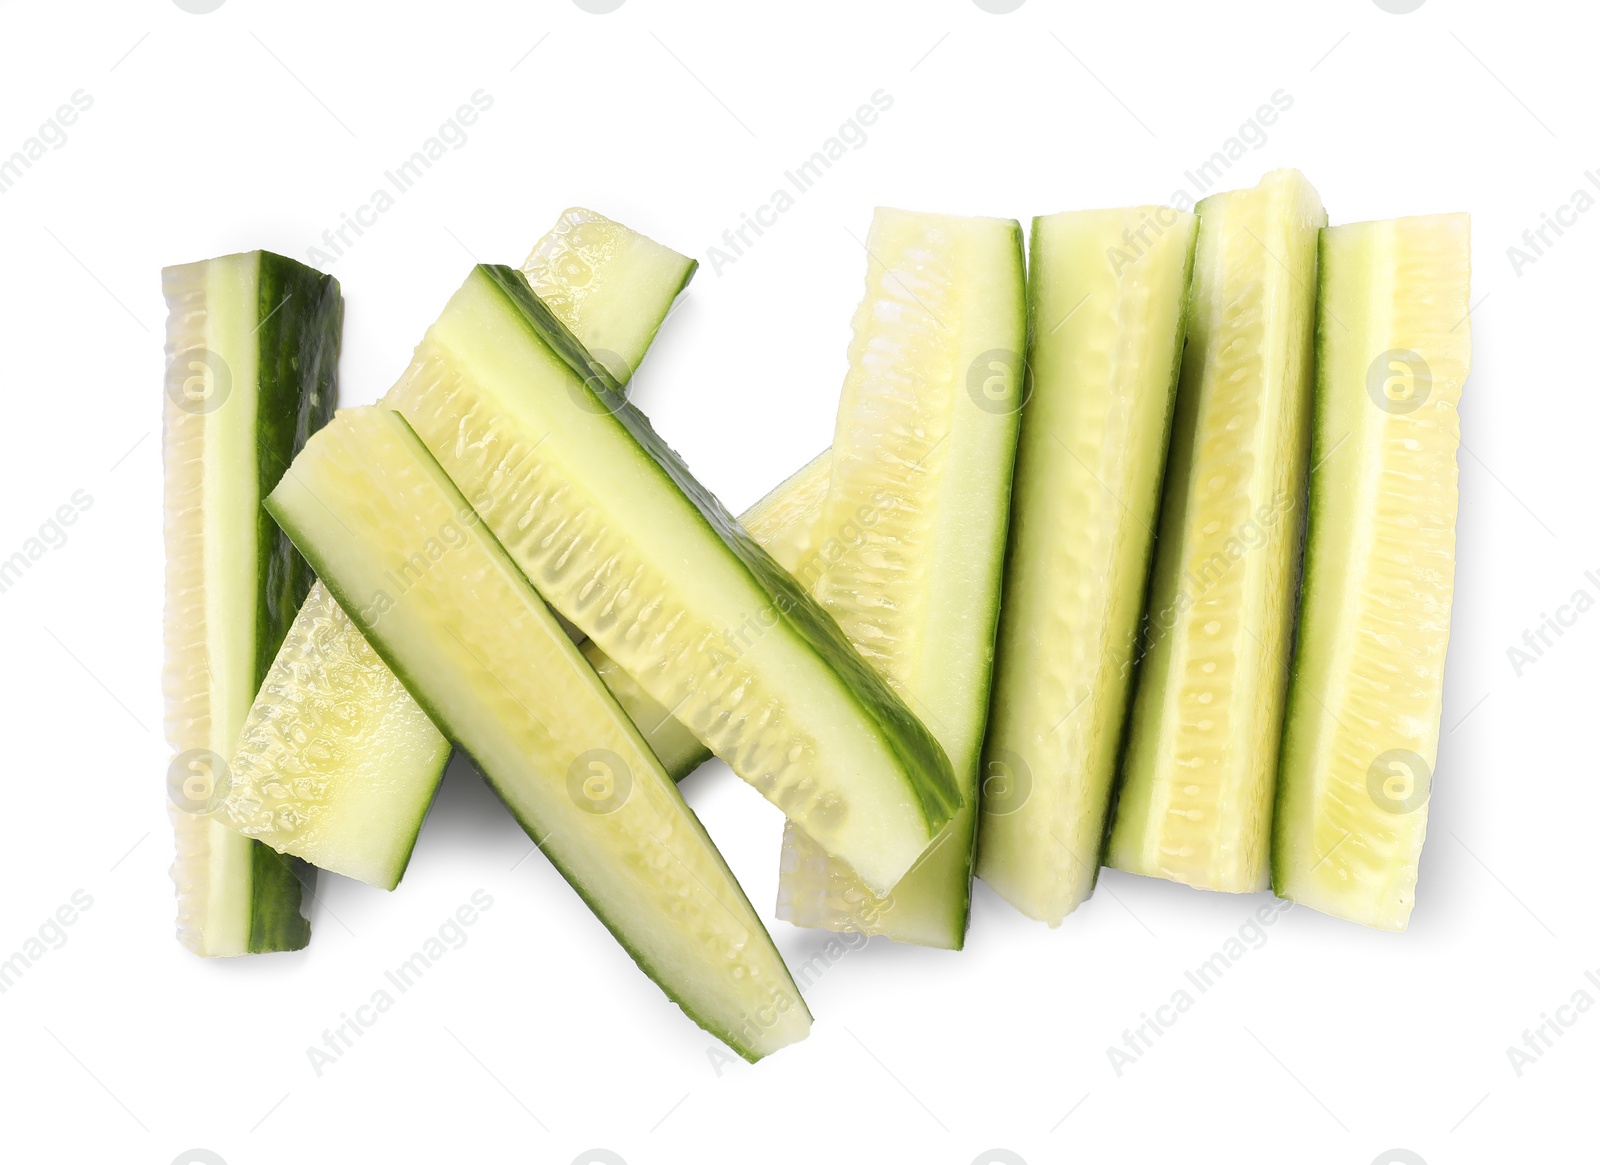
[
  {"xmin": 584, "ymin": 448, "xmax": 834, "ymax": 782},
  {"xmin": 217, "ymin": 210, "xmax": 694, "ymax": 890},
  {"xmin": 268, "ymin": 407, "xmax": 810, "ymax": 1060},
  {"xmin": 163, "ymin": 250, "xmax": 340, "ymax": 955},
  {"xmin": 1108, "ymin": 169, "xmax": 1326, "ymax": 894},
  {"xmin": 388, "ymin": 266, "xmax": 961, "ymax": 895},
  {"xmin": 976, "ymin": 206, "xmax": 1197, "ymax": 925},
  {"xmin": 1273, "ymin": 214, "xmax": 1471, "ymax": 930},
  {"xmin": 776, "ymin": 208, "xmax": 1026, "ymax": 949}
]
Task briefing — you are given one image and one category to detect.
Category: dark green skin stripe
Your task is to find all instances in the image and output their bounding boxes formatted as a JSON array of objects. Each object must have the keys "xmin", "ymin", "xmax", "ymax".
[
  {"xmin": 479, "ymin": 265, "xmax": 961, "ymax": 829},
  {"xmin": 249, "ymin": 843, "xmax": 313, "ymax": 952},
  {"xmin": 254, "ymin": 252, "xmax": 343, "ymax": 684},
  {"xmin": 246, "ymin": 251, "xmax": 341, "ymax": 953}
]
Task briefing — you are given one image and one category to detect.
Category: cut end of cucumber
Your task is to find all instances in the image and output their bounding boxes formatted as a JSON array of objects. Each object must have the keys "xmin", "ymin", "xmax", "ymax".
[
  {"xmin": 219, "ymin": 583, "xmax": 451, "ymax": 890},
  {"xmin": 521, "ymin": 207, "xmax": 696, "ymax": 383},
  {"xmin": 776, "ymin": 815, "xmax": 971, "ymax": 950}
]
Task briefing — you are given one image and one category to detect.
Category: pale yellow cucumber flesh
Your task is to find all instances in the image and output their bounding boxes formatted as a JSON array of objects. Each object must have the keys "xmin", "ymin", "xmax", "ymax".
[
  {"xmin": 165, "ymin": 255, "xmax": 259, "ymax": 957},
  {"xmin": 589, "ymin": 448, "xmax": 834, "ymax": 782},
  {"xmin": 1108, "ymin": 169, "xmax": 1326, "ymax": 894},
  {"xmin": 216, "ymin": 211, "xmax": 695, "ymax": 888},
  {"xmin": 976, "ymin": 206, "xmax": 1197, "ymax": 926},
  {"xmin": 220, "ymin": 582, "xmax": 451, "ymax": 890},
  {"xmin": 388, "ymin": 266, "xmax": 959, "ymax": 894},
  {"xmin": 775, "ymin": 208, "xmax": 1026, "ymax": 949},
  {"xmin": 1272, "ymin": 214, "xmax": 1470, "ymax": 931},
  {"xmin": 268, "ymin": 408, "xmax": 810, "ymax": 1061}
]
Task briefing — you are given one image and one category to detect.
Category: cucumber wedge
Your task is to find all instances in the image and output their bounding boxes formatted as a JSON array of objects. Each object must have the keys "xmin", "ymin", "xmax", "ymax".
[
  {"xmin": 582, "ymin": 448, "xmax": 833, "ymax": 783},
  {"xmin": 163, "ymin": 251, "xmax": 340, "ymax": 955},
  {"xmin": 268, "ymin": 407, "xmax": 810, "ymax": 1060},
  {"xmin": 388, "ymin": 266, "xmax": 960, "ymax": 894},
  {"xmin": 217, "ymin": 210, "xmax": 694, "ymax": 889},
  {"xmin": 976, "ymin": 206, "xmax": 1197, "ymax": 925},
  {"xmin": 776, "ymin": 208, "xmax": 1026, "ymax": 949},
  {"xmin": 1107, "ymin": 169, "xmax": 1325, "ymax": 894},
  {"xmin": 1273, "ymin": 214, "xmax": 1471, "ymax": 930}
]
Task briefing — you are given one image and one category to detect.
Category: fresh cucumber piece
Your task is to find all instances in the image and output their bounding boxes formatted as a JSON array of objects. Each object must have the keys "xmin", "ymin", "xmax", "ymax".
[
  {"xmin": 1108, "ymin": 170, "xmax": 1326, "ymax": 894},
  {"xmin": 163, "ymin": 250, "xmax": 340, "ymax": 955},
  {"xmin": 976, "ymin": 206, "xmax": 1197, "ymax": 925},
  {"xmin": 583, "ymin": 448, "xmax": 834, "ymax": 783},
  {"xmin": 268, "ymin": 407, "xmax": 810, "ymax": 1060},
  {"xmin": 1273, "ymin": 214, "xmax": 1471, "ymax": 930},
  {"xmin": 221, "ymin": 580, "xmax": 452, "ymax": 890},
  {"xmin": 217, "ymin": 210, "xmax": 695, "ymax": 889},
  {"xmin": 521, "ymin": 207, "xmax": 698, "ymax": 382},
  {"xmin": 776, "ymin": 208, "xmax": 1026, "ymax": 949},
  {"xmin": 389, "ymin": 266, "xmax": 960, "ymax": 894}
]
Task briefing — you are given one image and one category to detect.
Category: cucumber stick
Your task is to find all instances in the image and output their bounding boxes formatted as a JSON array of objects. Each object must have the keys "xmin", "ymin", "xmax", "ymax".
[
  {"xmin": 776, "ymin": 208, "xmax": 1026, "ymax": 949},
  {"xmin": 163, "ymin": 251, "xmax": 340, "ymax": 955},
  {"xmin": 389, "ymin": 266, "xmax": 960, "ymax": 894},
  {"xmin": 218, "ymin": 210, "xmax": 694, "ymax": 889},
  {"xmin": 976, "ymin": 207, "xmax": 1197, "ymax": 925},
  {"xmin": 1273, "ymin": 215, "xmax": 1471, "ymax": 930},
  {"xmin": 268, "ymin": 408, "xmax": 809, "ymax": 1060},
  {"xmin": 1108, "ymin": 169, "xmax": 1325, "ymax": 893},
  {"xmin": 583, "ymin": 448, "xmax": 834, "ymax": 782}
]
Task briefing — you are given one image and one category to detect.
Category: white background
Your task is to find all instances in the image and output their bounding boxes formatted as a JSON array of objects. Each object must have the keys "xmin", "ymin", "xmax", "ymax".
[{"xmin": 0, "ymin": 1, "xmax": 1582, "ymax": 1163}]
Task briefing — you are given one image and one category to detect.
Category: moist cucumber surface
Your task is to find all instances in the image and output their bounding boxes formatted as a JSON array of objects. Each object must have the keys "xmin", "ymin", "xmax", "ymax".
[
  {"xmin": 976, "ymin": 206, "xmax": 1197, "ymax": 926},
  {"xmin": 1272, "ymin": 214, "xmax": 1471, "ymax": 930},
  {"xmin": 584, "ymin": 448, "xmax": 833, "ymax": 782},
  {"xmin": 387, "ymin": 265, "xmax": 959, "ymax": 894},
  {"xmin": 268, "ymin": 407, "xmax": 810, "ymax": 1060},
  {"xmin": 776, "ymin": 208, "xmax": 1026, "ymax": 950},
  {"xmin": 216, "ymin": 211, "xmax": 695, "ymax": 888},
  {"xmin": 1107, "ymin": 170, "xmax": 1325, "ymax": 894},
  {"xmin": 163, "ymin": 250, "xmax": 339, "ymax": 955}
]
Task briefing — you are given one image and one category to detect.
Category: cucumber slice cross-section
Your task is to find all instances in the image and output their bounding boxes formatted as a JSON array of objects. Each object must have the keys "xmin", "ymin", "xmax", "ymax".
[
  {"xmin": 216, "ymin": 210, "xmax": 695, "ymax": 889},
  {"xmin": 163, "ymin": 250, "xmax": 340, "ymax": 956},
  {"xmin": 387, "ymin": 265, "xmax": 961, "ymax": 895},
  {"xmin": 976, "ymin": 205, "xmax": 1197, "ymax": 926},
  {"xmin": 775, "ymin": 208, "xmax": 1026, "ymax": 949},
  {"xmin": 1107, "ymin": 169, "xmax": 1326, "ymax": 894},
  {"xmin": 1272, "ymin": 214, "xmax": 1471, "ymax": 930},
  {"xmin": 267, "ymin": 407, "xmax": 811, "ymax": 1060}
]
